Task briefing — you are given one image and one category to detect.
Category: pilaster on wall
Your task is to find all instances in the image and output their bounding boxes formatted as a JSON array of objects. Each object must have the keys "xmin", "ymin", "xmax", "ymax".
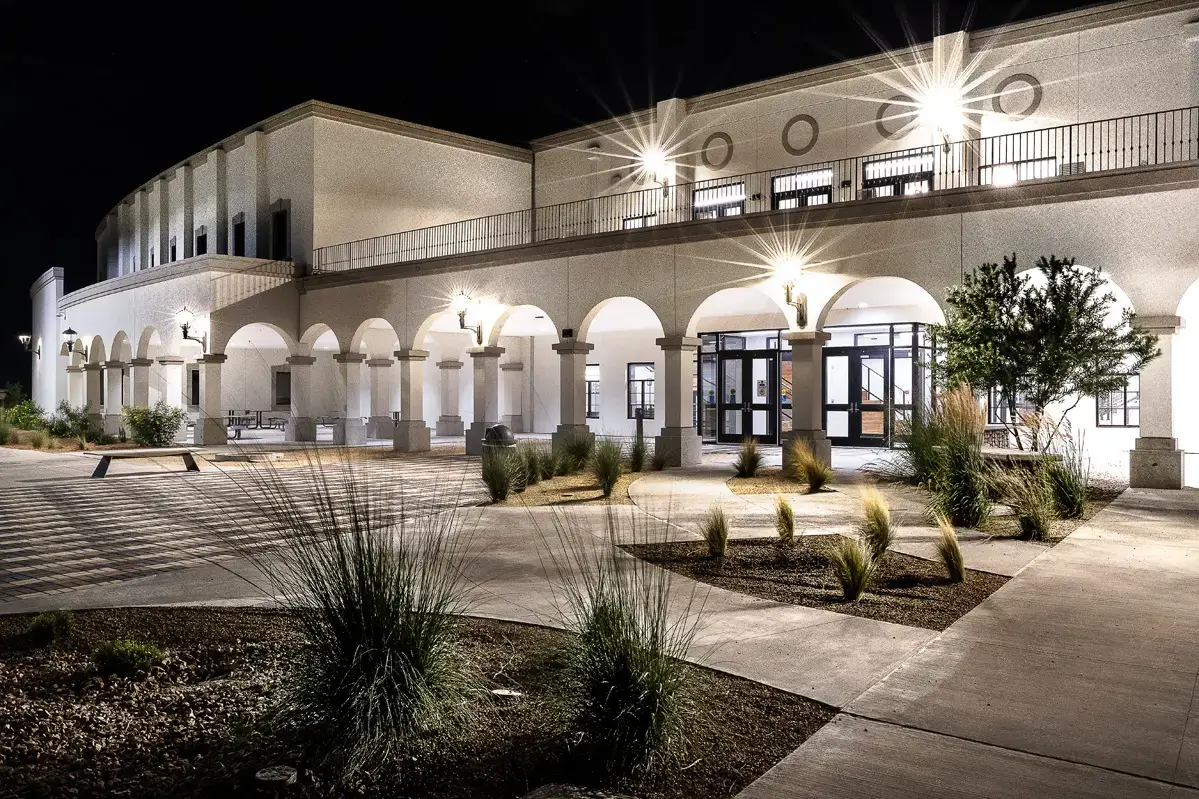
[
  {"xmin": 181, "ymin": 164, "xmax": 195, "ymax": 259},
  {"xmin": 157, "ymin": 177, "xmax": 170, "ymax": 264},
  {"xmin": 243, "ymin": 131, "xmax": 270, "ymax": 259},
  {"xmin": 134, "ymin": 190, "xmax": 149, "ymax": 272},
  {"xmin": 211, "ymin": 148, "xmax": 229, "ymax": 255}
]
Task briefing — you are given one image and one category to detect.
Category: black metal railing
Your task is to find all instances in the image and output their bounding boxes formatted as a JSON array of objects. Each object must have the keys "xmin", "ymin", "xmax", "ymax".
[{"xmin": 311, "ymin": 105, "xmax": 1199, "ymax": 274}]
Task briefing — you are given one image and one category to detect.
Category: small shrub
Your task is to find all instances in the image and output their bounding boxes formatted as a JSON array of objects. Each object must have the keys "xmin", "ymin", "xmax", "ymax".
[
  {"xmin": 4, "ymin": 427, "xmax": 17, "ymax": 445},
  {"xmin": 1046, "ymin": 431, "xmax": 1089, "ymax": 519},
  {"xmin": 4, "ymin": 399, "xmax": 45, "ymax": 430},
  {"xmin": 858, "ymin": 487, "xmax": 894, "ymax": 560},
  {"xmin": 28, "ymin": 430, "xmax": 46, "ymax": 449},
  {"xmin": 787, "ymin": 437, "xmax": 832, "ymax": 493},
  {"xmin": 46, "ymin": 401, "xmax": 104, "ymax": 446},
  {"xmin": 990, "ymin": 464, "xmax": 1056, "ymax": 541},
  {"xmin": 933, "ymin": 513, "xmax": 965, "ymax": 583},
  {"xmin": 775, "ymin": 495, "xmax": 794, "ymax": 547},
  {"xmin": 562, "ymin": 431, "xmax": 595, "ymax": 473},
  {"xmin": 629, "ymin": 428, "xmax": 647, "ymax": 473},
  {"xmin": 701, "ymin": 504, "xmax": 729, "ymax": 559},
  {"xmin": 93, "ymin": 638, "xmax": 165, "ymax": 676},
  {"xmin": 27, "ymin": 610, "xmax": 72, "ymax": 645},
  {"xmin": 651, "ymin": 449, "xmax": 668, "ymax": 471},
  {"xmin": 481, "ymin": 449, "xmax": 520, "ymax": 502},
  {"xmin": 122, "ymin": 400, "xmax": 186, "ymax": 448},
  {"xmin": 830, "ymin": 537, "xmax": 876, "ymax": 601},
  {"xmin": 591, "ymin": 439, "xmax": 624, "ymax": 498},
  {"xmin": 733, "ymin": 437, "xmax": 762, "ymax": 478}
]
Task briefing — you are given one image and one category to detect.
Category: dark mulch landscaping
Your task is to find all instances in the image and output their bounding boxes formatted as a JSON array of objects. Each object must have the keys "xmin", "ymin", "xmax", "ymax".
[
  {"xmin": 0, "ymin": 607, "xmax": 833, "ymax": 799},
  {"xmin": 626, "ymin": 536, "xmax": 1009, "ymax": 630}
]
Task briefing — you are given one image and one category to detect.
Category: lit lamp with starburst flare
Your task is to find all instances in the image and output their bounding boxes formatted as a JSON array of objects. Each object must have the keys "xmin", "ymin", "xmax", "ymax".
[
  {"xmin": 774, "ymin": 255, "xmax": 808, "ymax": 328},
  {"xmin": 451, "ymin": 291, "xmax": 484, "ymax": 345}
]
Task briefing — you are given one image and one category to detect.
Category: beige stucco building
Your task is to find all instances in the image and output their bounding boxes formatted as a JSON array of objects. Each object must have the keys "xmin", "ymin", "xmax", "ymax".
[{"xmin": 27, "ymin": 0, "xmax": 1199, "ymax": 487}]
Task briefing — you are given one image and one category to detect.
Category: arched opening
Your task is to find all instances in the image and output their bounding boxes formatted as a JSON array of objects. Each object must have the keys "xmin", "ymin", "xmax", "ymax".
[
  {"xmin": 687, "ymin": 287, "xmax": 792, "ymax": 446},
  {"xmin": 578, "ymin": 297, "xmax": 666, "ymax": 438},
  {"xmin": 488, "ymin": 305, "xmax": 560, "ymax": 436},
  {"xmin": 818, "ymin": 277, "xmax": 943, "ymax": 448},
  {"xmin": 415, "ymin": 310, "xmax": 477, "ymax": 438},
  {"xmin": 136, "ymin": 327, "xmax": 167, "ymax": 409},
  {"xmin": 220, "ymin": 322, "xmax": 301, "ymax": 441},
  {"xmin": 351, "ymin": 318, "xmax": 402, "ymax": 439},
  {"xmin": 1175, "ymin": 280, "xmax": 1199, "ymax": 486}
]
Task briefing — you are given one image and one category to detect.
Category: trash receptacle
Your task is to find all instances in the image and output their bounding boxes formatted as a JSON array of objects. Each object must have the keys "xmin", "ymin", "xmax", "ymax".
[{"xmin": 482, "ymin": 424, "xmax": 517, "ymax": 455}]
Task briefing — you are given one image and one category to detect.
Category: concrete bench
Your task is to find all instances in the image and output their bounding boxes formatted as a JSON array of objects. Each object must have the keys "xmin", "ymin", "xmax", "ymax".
[{"xmin": 89, "ymin": 447, "xmax": 201, "ymax": 478}]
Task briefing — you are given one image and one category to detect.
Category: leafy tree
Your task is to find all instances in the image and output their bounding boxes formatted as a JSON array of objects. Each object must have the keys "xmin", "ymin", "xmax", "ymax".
[
  {"xmin": 930, "ymin": 254, "xmax": 1159, "ymax": 450},
  {"xmin": 2, "ymin": 382, "xmax": 27, "ymax": 409}
]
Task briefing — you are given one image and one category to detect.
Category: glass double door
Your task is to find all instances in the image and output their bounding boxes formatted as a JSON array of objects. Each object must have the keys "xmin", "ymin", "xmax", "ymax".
[
  {"xmin": 718, "ymin": 351, "xmax": 776, "ymax": 444},
  {"xmin": 824, "ymin": 347, "xmax": 889, "ymax": 447}
]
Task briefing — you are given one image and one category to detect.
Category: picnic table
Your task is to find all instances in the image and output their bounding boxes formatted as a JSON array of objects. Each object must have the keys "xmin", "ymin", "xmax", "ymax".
[{"xmin": 88, "ymin": 447, "xmax": 201, "ymax": 478}]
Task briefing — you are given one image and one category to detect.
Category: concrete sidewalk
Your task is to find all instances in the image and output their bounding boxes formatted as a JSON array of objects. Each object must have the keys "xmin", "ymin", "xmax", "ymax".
[{"xmin": 737, "ymin": 487, "xmax": 1199, "ymax": 797}]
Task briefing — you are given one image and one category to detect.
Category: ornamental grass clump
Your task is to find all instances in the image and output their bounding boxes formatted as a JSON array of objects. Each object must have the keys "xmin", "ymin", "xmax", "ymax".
[
  {"xmin": 701, "ymin": 504, "xmax": 729, "ymax": 559},
  {"xmin": 858, "ymin": 486, "xmax": 894, "ymax": 560},
  {"xmin": 990, "ymin": 463, "xmax": 1056, "ymax": 541},
  {"xmin": 591, "ymin": 439, "xmax": 624, "ymax": 498},
  {"xmin": 933, "ymin": 513, "xmax": 965, "ymax": 583},
  {"xmin": 481, "ymin": 449, "xmax": 520, "ymax": 502},
  {"xmin": 786, "ymin": 437, "xmax": 833, "ymax": 493},
  {"xmin": 930, "ymin": 384, "xmax": 992, "ymax": 529},
  {"xmin": 1046, "ymin": 429, "xmax": 1089, "ymax": 519},
  {"xmin": 629, "ymin": 428, "xmax": 647, "ymax": 473},
  {"xmin": 775, "ymin": 495, "xmax": 795, "ymax": 547},
  {"xmin": 733, "ymin": 437, "xmax": 762, "ymax": 478},
  {"xmin": 563, "ymin": 431, "xmax": 595, "ymax": 473},
  {"xmin": 521, "ymin": 446, "xmax": 542, "ymax": 487},
  {"xmin": 27, "ymin": 609, "xmax": 72, "ymax": 646},
  {"xmin": 0, "ymin": 419, "xmax": 10, "ymax": 446},
  {"xmin": 547, "ymin": 507, "xmax": 705, "ymax": 776},
  {"xmin": 93, "ymin": 638, "xmax": 165, "ymax": 677},
  {"xmin": 829, "ymin": 537, "xmax": 876, "ymax": 602},
  {"xmin": 651, "ymin": 449, "xmax": 669, "ymax": 471},
  {"xmin": 538, "ymin": 449, "xmax": 559, "ymax": 481}
]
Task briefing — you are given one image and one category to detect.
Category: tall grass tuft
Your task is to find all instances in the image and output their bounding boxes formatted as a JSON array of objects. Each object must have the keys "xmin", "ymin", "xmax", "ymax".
[
  {"xmin": 775, "ymin": 495, "xmax": 795, "ymax": 547},
  {"xmin": 733, "ymin": 437, "xmax": 762, "ymax": 478},
  {"xmin": 829, "ymin": 537, "xmax": 876, "ymax": 601},
  {"xmin": 562, "ymin": 431, "xmax": 595, "ymax": 473},
  {"xmin": 521, "ymin": 446, "xmax": 543, "ymax": 487},
  {"xmin": 538, "ymin": 449, "xmax": 559, "ymax": 481},
  {"xmin": 701, "ymin": 504, "xmax": 729, "ymax": 559},
  {"xmin": 629, "ymin": 428, "xmax": 647, "ymax": 473},
  {"xmin": 0, "ymin": 419, "xmax": 9, "ymax": 446},
  {"xmin": 858, "ymin": 487, "xmax": 894, "ymax": 560},
  {"xmin": 481, "ymin": 449, "xmax": 520, "ymax": 502},
  {"xmin": 591, "ymin": 439, "xmax": 624, "ymax": 498},
  {"xmin": 869, "ymin": 411, "xmax": 943, "ymax": 487},
  {"xmin": 990, "ymin": 464, "xmax": 1056, "ymax": 541},
  {"xmin": 651, "ymin": 449, "xmax": 669, "ymax": 471},
  {"xmin": 1046, "ymin": 429, "xmax": 1089, "ymax": 519},
  {"xmin": 930, "ymin": 384, "xmax": 991, "ymax": 529},
  {"xmin": 546, "ymin": 507, "xmax": 705, "ymax": 776},
  {"xmin": 786, "ymin": 437, "xmax": 833, "ymax": 493},
  {"xmin": 28, "ymin": 430, "xmax": 46, "ymax": 449},
  {"xmin": 933, "ymin": 513, "xmax": 965, "ymax": 583}
]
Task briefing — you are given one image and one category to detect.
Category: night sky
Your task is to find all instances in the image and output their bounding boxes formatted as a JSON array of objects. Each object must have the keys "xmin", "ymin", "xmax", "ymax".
[{"xmin": 0, "ymin": 0, "xmax": 1116, "ymax": 391}]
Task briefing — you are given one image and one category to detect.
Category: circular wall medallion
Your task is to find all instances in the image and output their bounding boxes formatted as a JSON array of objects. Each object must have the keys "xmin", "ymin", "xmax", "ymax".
[
  {"xmin": 992, "ymin": 73, "xmax": 1043, "ymax": 120},
  {"xmin": 781, "ymin": 114, "xmax": 819, "ymax": 157},
  {"xmin": 701, "ymin": 131, "xmax": 734, "ymax": 170},
  {"xmin": 875, "ymin": 94, "xmax": 918, "ymax": 140}
]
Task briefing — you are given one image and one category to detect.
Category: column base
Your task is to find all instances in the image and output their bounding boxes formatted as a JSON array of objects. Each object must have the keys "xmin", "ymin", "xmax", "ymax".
[
  {"xmin": 502, "ymin": 414, "xmax": 524, "ymax": 434},
  {"xmin": 394, "ymin": 420, "xmax": 431, "ymax": 453},
  {"xmin": 436, "ymin": 415, "xmax": 464, "ymax": 436},
  {"xmin": 102, "ymin": 414, "xmax": 122, "ymax": 437},
  {"xmin": 1130, "ymin": 438, "xmax": 1185, "ymax": 489},
  {"xmin": 782, "ymin": 429, "xmax": 832, "ymax": 469},
  {"xmin": 333, "ymin": 418, "xmax": 367, "ymax": 447},
  {"xmin": 367, "ymin": 416, "xmax": 394, "ymax": 439},
  {"xmin": 465, "ymin": 421, "xmax": 498, "ymax": 456},
  {"xmin": 552, "ymin": 424, "xmax": 594, "ymax": 456},
  {"xmin": 193, "ymin": 418, "xmax": 227, "ymax": 446},
  {"xmin": 655, "ymin": 426, "xmax": 702, "ymax": 467},
  {"xmin": 285, "ymin": 416, "xmax": 317, "ymax": 442}
]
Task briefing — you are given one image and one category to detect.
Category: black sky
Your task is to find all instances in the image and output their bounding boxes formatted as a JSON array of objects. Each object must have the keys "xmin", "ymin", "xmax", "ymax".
[{"xmin": 0, "ymin": 0, "xmax": 1118, "ymax": 390}]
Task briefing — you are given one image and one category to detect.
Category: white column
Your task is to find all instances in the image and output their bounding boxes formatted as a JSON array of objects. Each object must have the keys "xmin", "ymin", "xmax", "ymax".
[
  {"xmin": 366, "ymin": 358, "xmax": 393, "ymax": 438},
  {"xmin": 783, "ymin": 331, "xmax": 832, "ymax": 468},
  {"xmin": 192, "ymin": 354, "xmax": 227, "ymax": 445},
  {"xmin": 181, "ymin": 165, "xmax": 195, "ymax": 259},
  {"xmin": 211, "ymin": 148, "xmax": 228, "ymax": 255},
  {"xmin": 66, "ymin": 366, "xmax": 84, "ymax": 408},
  {"xmin": 1130, "ymin": 316, "xmax": 1185, "ymax": 489},
  {"xmin": 332, "ymin": 352, "xmax": 367, "ymax": 446},
  {"xmin": 284, "ymin": 355, "xmax": 317, "ymax": 442},
  {"xmin": 466, "ymin": 346, "xmax": 504, "ymax": 455},
  {"xmin": 501, "ymin": 361, "xmax": 524, "ymax": 433},
  {"xmin": 130, "ymin": 358, "xmax": 153, "ymax": 408},
  {"xmin": 551, "ymin": 340, "xmax": 594, "ymax": 453},
  {"xmin": 84, "ymin": 364, "xmax": 103, "ymax": 428},
  {"xmin": 101, "ymin": 361, "xmax": 126, "ymax": 435},
  {"xmin": 157, "ymin": 356, "xmax": 185, "ymax": 442},
  {"xmin": 436, "ymin": 359, "xmax": 465, "ymax": 436},
  {"xmin": 394, "ymin": 349, "xmax": 431, "ymax": 452},
  {"xmin": 654, "ymin": 337, "xmax": 701, "ymax": 467}
]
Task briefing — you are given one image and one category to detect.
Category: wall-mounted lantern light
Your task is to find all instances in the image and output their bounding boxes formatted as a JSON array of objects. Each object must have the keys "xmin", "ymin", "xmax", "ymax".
[
  {"xmin": 62, "ymin": 327, "xmax": 88, "ymax": 360},
  {"xmin": 775, "ymin": 256, "xmax": 809, "ymax": 328},
  {"xmin": 451, "ymin": 292, "xmax": 484, "ymax": 346},
  {"xmin": 18, "ymin": 334, "xmax": 40, "ymax": 358},
  {"xmin": 176, "ymin": 308, "xmax": 208, "ymax": 351}
]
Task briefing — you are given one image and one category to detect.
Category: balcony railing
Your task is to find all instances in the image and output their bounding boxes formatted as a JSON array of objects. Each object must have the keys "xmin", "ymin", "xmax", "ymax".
[{"xmin": 311, "ymin": 105, "xmax": 1199, "ymax": 274}]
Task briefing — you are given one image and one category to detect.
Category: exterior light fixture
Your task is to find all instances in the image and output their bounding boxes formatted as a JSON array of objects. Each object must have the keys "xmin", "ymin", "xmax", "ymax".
[
  {"xmin": 639, "ymin": 147, "xmax": 673, "ymax": 196},
  {"xmin": 176, "ymin": 308, "xmax": 207, "ymax": 350},
  {"xmin": 915, "ymin": 85, "xmax": 965, "ymax": 153},
  {"xmin": 451, "ymin": 292, "xmax": 484, "ymax": 346},
  {"xmin": 19, "ymin": 334, "xmax": 32, "ymax": 351},
  {"xmin": 775, "ymin": 256, "xmax": 809, "ymax": 328},
  {"xmin": 62, "ymin": 327, "xmax": 87, "ymax": 360}
]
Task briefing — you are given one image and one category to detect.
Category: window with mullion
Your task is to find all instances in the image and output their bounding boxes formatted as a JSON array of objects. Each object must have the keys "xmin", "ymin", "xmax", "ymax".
[
  {"xmin": 627, "ymin": 362, "xmax": 655, "ymax": 419},
  {"xmin": 1097, "ymin": 374, "xmax": 1139, "ymax": 428},
  {"xmin": 585, "ymin": 364, "xmax": 601, "ymax": 419}
]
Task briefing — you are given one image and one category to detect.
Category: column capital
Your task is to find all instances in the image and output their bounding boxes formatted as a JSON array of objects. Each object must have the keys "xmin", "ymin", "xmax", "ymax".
[
  {"xmin": 500, "ymin": 362, "xmax": 524, "ymax": 371},
  {"xmin": 468, "ymin": 346, "xmax": 505, "ymax": 359},
  {"xmin": 129, "ymin": 358, "xmax": 154, "ymax": 368},
  {"xmin": 783, "ymin": 330, "xmax": 832, "ymax": 345},
  {"xmin": 366, "ymin": 358, "xmax": 393, "ymax": 367},
  {"xmin": 1135, "ymin": 315, "xmax": 1184, "ymax": 335},
  {"xmin": 156, "ymin": 355, "xmax": 185, "ymax": 365},
  {"xmin": 333, "ymin": 352, "xmax": 368, "ymax": 364},
  {"xmin": 83, "ymin": 363, "xmax": 102, "ymax": 372},
  {"xmin": 552, "ymin": 340, "xmax": 594, "ymax": 355},
  {"xmin": 655, "ymin": 336, "xmax": 701, "ymax": 351},
  {"xmin": 393, "ymin": 348, "xmax": 430, "ymax": 362},
  {"xmin": 286, "ymin": 355, "xmax": 317, "ymax": 366},
  {"xmin": 436, "ymin": 359, "xmax": 464, "ymax": 370},
  {"xmin": 197, "ymin": 353, "xmax": 228, "ymax": 365},
  {"xmin": 100, "ymin": 360, "xmax": 128, "ymax": 370},
  {"xmin": 66, "ymin": 366, "xmax": 84, "ymax": 374}
]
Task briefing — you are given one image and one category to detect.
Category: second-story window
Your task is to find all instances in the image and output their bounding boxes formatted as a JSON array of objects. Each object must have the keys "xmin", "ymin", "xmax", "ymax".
[
  {"xmin": 622, "ymin": 214, "xmax": 656, "ymax": 230},
  {"xmin": 627, "ymin": 363, "xmax": 655, "ymax": 419},
  {"xmin": 169, "ymin": 236, "xmax": 177, "ymax": 262},
  {"xmin": 195, "ymin": 226, "xmax": 207, "ymax": 256},
  {"xmin": 862, "ymin": 149, "xmax": 935, "ymax": 199},
  {"xmin": 693, "ymin": 182, "xmax": 745, "ymax": 220},
  {"xmin": 586, "ymin": 364, "xmax": 601, "ymax": 419},
  {"xmin": 232, "ymin": 213, "xmax": 246, "ymax": 257},
  {"xmin": 773, "ymin": 168, "xmax": 834, "ymax": 209}
]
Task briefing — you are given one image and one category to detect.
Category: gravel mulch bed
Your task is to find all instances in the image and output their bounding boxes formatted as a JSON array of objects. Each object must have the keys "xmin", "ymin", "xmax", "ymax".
[
  {"xmin": 726, "ymin": 467, "xmax": 827, "ymax": 496},
  {"xmin": 494, "ymin": 471, "xmax": 640, "ymax": 506},
  {"xmin": 625, "ymin": 536, "xmax": 1009, "ymax": 630},
  {"xmin": 983, "ymin": 482, "xmax": 1125, "ymax": 542},
  {"xmin": 0, "ymin": 607, "xmax": 831, "ymax": 798}
]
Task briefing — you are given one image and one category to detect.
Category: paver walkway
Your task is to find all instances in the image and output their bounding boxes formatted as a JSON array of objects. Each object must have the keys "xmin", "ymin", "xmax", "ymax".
[{"xmin": 736, "ymin": 487, "xmax": 1199, "ymax": 797}]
